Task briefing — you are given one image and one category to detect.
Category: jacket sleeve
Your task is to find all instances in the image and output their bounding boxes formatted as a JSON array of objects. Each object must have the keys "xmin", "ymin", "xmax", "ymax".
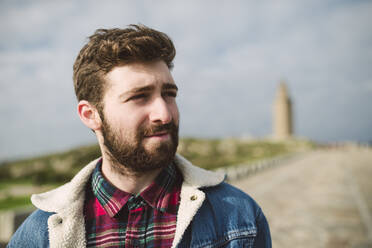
[
  {"xmin": 6, "ymin": 209, "xmax": 52, "ymax": 248},
  {"xmin": 254, "ymin": 209, "xmax": 272, "ymax": 248}
]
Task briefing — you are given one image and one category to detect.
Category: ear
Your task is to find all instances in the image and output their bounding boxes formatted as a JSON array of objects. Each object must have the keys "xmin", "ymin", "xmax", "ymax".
[{"xmin": 77, "ymin": 100, "xmax": 102, "ymax": 131}]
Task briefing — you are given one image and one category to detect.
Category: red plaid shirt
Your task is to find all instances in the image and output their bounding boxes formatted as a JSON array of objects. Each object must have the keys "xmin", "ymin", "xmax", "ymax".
[{"xmin": 84, "ymin": 159, "xmax": 182, "ymax": 247}]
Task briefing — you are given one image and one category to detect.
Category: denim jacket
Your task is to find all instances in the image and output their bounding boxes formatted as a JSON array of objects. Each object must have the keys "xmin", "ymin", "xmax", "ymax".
[{"xmin": 7, "ymin": 154, "xmax": 271, "ymax": 248}]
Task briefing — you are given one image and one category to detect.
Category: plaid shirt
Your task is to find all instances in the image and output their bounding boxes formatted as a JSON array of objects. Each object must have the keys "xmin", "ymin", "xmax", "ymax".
[{"xmin": 84, "ymin": 160, "xmax": 182, "ymax": 248}]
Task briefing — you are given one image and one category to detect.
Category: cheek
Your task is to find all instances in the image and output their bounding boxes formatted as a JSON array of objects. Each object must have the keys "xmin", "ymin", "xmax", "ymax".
[
  {"xmin": 108, "ymin": 105, "xmax": 145, "ymax": 128},
  {"xmin": 123, "ymin": 111, "xmax": 149, "ymax": 133},
  {"xmin": 171, "ymin": 104, "xmax": 180, "ymax": 124}
]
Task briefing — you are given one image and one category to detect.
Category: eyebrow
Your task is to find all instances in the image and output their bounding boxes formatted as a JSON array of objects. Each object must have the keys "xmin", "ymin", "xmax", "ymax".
[
  {"xmin": 119, "ymin": 83, "xmax": 178, "ymax": 100},
  {"xmin": 162, "ymin": 83, "xmax": 178, "ymax": 91}
]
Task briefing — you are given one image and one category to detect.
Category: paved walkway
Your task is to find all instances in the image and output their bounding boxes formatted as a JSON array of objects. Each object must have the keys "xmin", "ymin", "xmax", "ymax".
[{"xmin": 231, "ymin": 147, "xmax": 372, "ymax": 248}]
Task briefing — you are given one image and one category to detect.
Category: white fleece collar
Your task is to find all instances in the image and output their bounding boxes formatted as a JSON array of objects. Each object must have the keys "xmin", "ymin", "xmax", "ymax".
[
  {"xmin": 30, "ymin": 154, "xmax": 225, "ymax": 248},
  {"xmin": 173, "ymin": 154, "xmax": 225, "ymax": 188},
  {"xmin": 31, "ymin": 158, "xmax": 99, "ymax": 213},
  {"xmin": 31, "ymin": 154, "xmax": 224, "ymax": 214}
]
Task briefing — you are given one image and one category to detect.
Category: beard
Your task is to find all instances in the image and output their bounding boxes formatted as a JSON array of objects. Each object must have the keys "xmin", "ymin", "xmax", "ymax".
[{"xmin": 101, "ymin": 118, "xmax": 179, "ymax": 175}]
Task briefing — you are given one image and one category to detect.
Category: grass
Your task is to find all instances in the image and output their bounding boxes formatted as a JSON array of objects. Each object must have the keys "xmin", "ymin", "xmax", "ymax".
[
  {"xmin": 0, "ymin": 196, "xmax": 32, "ymax": 210},
  {"xmin": 0, "ymin": 179, "xmax": 33, "ymax": 190},
  {"xmin": 177, "ymin": 138, "xmax": 306, "ymax": 170},
  {"xmin": 0, "ymin": 138, "xmax": 315, "ymax": 210}
]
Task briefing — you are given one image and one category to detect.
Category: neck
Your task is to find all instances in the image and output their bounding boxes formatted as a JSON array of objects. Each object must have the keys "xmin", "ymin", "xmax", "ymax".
[{"xmin": 101, "ymin": 157, "xmax": 162, "ymax": 195}]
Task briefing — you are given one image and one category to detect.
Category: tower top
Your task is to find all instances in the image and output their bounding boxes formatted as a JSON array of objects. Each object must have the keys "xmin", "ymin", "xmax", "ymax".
[
  {"xmin": 273, "ymin": 80, "xmax": 293, "ymax": 140},
  {"xmin": 276, "ymin": 81, "xmax": 289, "ymax": 100}
]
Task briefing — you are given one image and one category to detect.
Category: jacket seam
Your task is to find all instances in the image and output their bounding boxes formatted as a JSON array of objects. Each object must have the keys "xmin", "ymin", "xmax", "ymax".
[
  {"xmin": 255, "ymin": 207, "xmax": 264, "ymax": 224},
  {"xmin": 194, "ymin": 229, "xmax": 257, "ymax": 248}
]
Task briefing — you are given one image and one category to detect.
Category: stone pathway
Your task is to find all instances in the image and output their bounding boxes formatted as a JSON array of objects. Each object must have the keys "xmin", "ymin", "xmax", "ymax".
[{"xmin": 231, "ymin": 147, "xmax": 372, "ymax": 248}]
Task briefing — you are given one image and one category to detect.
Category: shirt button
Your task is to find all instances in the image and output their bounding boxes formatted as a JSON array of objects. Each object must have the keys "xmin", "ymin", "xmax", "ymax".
[{"xmin": 190, "ymin": 195, "xmax": 197, "ymax": 201}]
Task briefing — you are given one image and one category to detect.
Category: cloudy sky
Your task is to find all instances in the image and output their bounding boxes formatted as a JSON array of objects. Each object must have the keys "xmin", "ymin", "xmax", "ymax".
[{"xmin": 0, "ymin": 0, "xmax": 371, "ymax": 161}]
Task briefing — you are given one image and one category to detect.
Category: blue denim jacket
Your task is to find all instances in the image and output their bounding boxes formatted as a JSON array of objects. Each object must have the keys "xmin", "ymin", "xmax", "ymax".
[
  {"xmin": 178, "ymin": 182, "xmax": 271, "ymax": 247},
  {"xmin": 8, "ymin": 183, "xmax": 271, "ymax": 247},
  {"xmin": 7, "ymin": 155, "xmax": 271, "ymax": 247}
]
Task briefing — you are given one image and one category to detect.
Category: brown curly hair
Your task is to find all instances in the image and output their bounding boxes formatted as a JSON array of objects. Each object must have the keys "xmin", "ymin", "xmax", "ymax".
[{"xmin": 73, "ymin": 24, "xmax": 176, "ymax": 108}]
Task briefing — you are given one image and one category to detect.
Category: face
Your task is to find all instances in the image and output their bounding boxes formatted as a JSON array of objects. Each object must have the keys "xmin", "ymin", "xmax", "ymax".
[{"xmin": 98, "ymin": 60, "xmax": 179, "ymax": 174}]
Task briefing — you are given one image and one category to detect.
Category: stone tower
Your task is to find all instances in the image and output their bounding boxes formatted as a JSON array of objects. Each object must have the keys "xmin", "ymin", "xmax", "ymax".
[{"xmin": 273, "ymin": 81, "xmax": 293, "ymax": 140}]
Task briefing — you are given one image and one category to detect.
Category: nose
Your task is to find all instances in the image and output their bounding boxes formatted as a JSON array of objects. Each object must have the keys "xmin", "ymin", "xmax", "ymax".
[{"xmin": 148, "ymin": 97, "xmax": 172, "ymax": 124}]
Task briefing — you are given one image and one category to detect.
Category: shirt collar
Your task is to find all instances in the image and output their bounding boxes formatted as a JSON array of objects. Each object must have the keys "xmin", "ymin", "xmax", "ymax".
[
  {"xmin": 91, "ymin": 159, "xmax": 181, "ymax": 218},
  {"xmin": 140, "ymin": 162, "xmax": 181, "ymax": 214}
]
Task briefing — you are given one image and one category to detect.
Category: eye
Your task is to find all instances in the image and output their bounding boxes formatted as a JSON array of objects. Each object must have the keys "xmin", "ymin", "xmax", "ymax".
[
  {"xmin": 128, "ymin": 93, "xmax": 149, "ymax": 101},
  {"xmin": 163, "ymin": 91, "xmax": 177, "ymax": 98}
]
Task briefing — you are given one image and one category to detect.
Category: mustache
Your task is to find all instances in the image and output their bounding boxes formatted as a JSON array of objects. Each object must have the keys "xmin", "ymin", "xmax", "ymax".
[{"xmin": 142, "ymin": 122, "xmax": 178, "ymax": 136}]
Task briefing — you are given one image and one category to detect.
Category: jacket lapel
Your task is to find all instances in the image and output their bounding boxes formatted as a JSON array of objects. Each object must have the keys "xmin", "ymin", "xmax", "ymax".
[
  {"xmin": 31, "ymin": 159, "xmax": 99, "ymax": 248},
  {"xmin": 171, "ymin": 154, "xmax": 225, "ymax": 247}
]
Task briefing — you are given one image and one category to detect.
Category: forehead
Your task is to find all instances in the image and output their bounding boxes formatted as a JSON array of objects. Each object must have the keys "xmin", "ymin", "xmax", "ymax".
[{"xmin": 104, "ymin": 61, "xmax": 174, "ymax": 94}]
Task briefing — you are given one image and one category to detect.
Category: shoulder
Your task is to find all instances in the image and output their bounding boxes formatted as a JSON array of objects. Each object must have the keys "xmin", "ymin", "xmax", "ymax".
[
  {"xmin": 203, "ymin": 182, "xmax": 262, "ymax": 217},
  {"xmin": 195, "ymin": 182, "xmax": 263, "ymax": 230},
  {"xmin": 187, "ymin": 183, "xmax": 271, "ymax": 247},
  {"xmin": 205, "ymin": 181, "xmax": 253, "ymax": 197},
  {"xmin": 7, "ymin": 209, "xmax": 53, "ymax": 248}
]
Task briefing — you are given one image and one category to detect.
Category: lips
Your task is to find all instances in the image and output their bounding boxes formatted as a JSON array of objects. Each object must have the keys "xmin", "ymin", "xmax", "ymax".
[
  {"xmin": 145, "ymin": 131, "xmax": 169, "ymax": 138},
  {"xmin": 141, "ymin": 122, "xmax": 177, "ymax": 139}
]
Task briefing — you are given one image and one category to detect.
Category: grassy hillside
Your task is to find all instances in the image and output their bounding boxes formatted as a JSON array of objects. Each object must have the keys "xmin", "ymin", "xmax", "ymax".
[{"xmin": 0, "ymin": 138, "xmax": 314, "ymax": 209}]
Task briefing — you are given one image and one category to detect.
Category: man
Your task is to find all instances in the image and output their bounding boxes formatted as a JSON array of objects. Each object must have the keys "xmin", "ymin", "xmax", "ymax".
[{"xmin": 7, "ymin": 24, "xmax": 271, "ymax": 247}]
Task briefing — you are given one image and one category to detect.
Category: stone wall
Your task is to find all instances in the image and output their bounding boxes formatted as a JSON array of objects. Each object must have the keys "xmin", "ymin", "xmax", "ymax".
[{"xmin": 0, "ymin": 206, "xmax": 35, "ymax": 246}]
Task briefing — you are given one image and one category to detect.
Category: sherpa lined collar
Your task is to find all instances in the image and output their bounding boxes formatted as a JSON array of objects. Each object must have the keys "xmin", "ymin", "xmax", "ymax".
[{"xmin": 31, "ymin": 154, "xmax": 225, "ymax": 213}]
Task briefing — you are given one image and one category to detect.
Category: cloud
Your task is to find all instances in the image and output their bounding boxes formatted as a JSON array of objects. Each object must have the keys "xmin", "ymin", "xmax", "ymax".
[{"xmin": 0, "ymin": 0, "xmax": 372, "ymax": 160}]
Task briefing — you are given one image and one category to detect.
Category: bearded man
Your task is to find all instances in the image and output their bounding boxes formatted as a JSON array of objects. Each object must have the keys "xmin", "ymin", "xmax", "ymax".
[{"xmin": 7, "ymin": 25, "xmax": 271, "ymax": 248}]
